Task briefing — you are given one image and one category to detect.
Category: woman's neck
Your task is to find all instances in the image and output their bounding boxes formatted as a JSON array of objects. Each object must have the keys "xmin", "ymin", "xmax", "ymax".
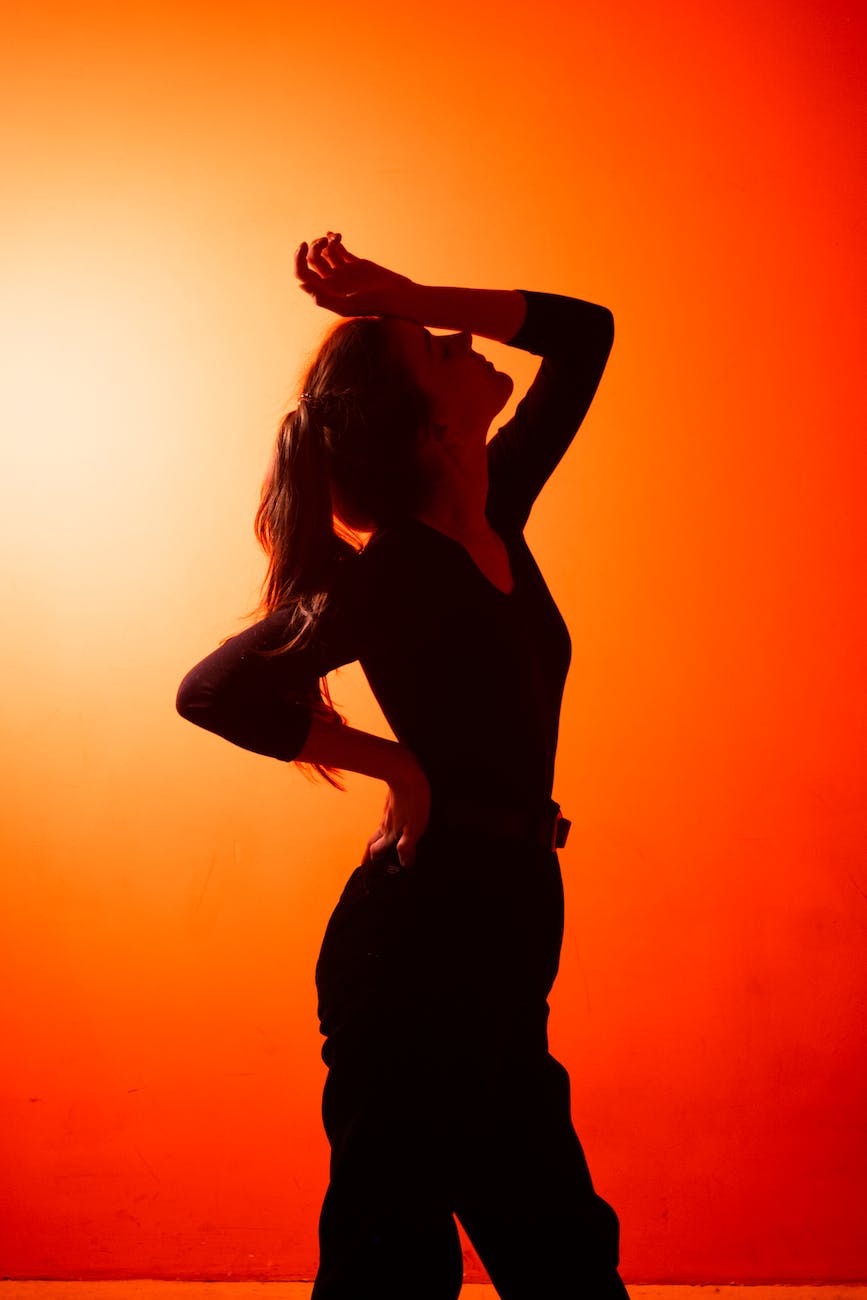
[
  {"xmin": 414, "ymin": 479, "xmax": 491, "ymax": 545},
  {"xmin": 413, "ymin": 439, "xmax": 492, "ymax": 544}
]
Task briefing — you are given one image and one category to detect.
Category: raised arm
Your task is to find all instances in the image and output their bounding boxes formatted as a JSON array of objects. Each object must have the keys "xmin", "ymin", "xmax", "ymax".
[
  {"xmin": 376, "ymin": 278, "xmax": 615, "ymax": 531},
  {"xmin": 293, "ymin": 232, "xmax": 528, "ymax": 342},
  {"xmin": 295, "ymin": 235, "xmax": 614, "ymax": 529},
  {"xmin": 486, "ymin": 290, "xmax": 614, "ymax": 530}
]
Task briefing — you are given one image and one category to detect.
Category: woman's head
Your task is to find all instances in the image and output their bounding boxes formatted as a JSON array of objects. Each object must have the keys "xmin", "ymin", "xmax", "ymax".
[
  {"xmin": 299, "ymin": 314, "xmax": 437, "ymax": 534},
  {"xmin": 255, "ymin": 312, "xmax": 514, "ymax": 615},
  {"xmin": 255, "ymin": 315, "xmax": 435, "ymax": 615},
  {"xmin": 386, "ymin": 319, "xmax": 514, "ymax": 450}
]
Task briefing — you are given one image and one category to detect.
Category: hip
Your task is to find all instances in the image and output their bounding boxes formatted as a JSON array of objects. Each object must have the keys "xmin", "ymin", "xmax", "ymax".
[{"xmin": 314, "ymin": 828, "xmax": 566, "ymax": 1021}]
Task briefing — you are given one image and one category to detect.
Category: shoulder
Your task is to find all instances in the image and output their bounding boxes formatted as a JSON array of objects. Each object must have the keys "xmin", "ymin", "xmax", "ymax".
[
  {"xmin": 316, "ymin": 528, "xmax": 415, "ymax": 646},
  {"xmin": 350, "ymin": 520, "xmax": 444, "ymax": 625},
  {"xmin": 356, "ymin": 520, "xmax": 424, "ymax": 579}
]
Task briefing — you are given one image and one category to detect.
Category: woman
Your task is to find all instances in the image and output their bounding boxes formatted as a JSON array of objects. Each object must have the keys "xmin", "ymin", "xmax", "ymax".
[{"xmin": 177, "ymin": 232, "xmax": 627, "ymax": 1300}]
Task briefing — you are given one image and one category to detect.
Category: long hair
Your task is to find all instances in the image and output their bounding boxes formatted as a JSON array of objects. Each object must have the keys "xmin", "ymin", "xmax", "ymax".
[{"xmin": 253, "ymin": 315, "xmax": 433, "ymax": 784}]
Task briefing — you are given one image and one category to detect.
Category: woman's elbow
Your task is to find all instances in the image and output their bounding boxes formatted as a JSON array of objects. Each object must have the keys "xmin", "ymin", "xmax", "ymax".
[
  {"xmin": 576, "ymin": 303, "xmax": 614, "ymax": 365},
  {"xmin": 589, "ymin": 307, "xmax": 614, "ymax": 375},
  {"xmin": 176, "ymin": 668, "xmax": 214, "ymax": 726},
  {"xmin": 598, "ymin": 305, "xmax": 615, "ymax": 353}
]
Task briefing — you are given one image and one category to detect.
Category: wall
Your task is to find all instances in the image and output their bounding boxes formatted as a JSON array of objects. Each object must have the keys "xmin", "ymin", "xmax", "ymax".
[{"xmin": 1, "ymin": 0, "xmax": 864, "ymax": 1283}]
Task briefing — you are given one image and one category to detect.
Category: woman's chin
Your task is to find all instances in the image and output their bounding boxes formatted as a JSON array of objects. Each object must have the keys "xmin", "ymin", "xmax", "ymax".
[{"xmin": 495, "ymin": 371, "xmax": 515, "ymax": 404}]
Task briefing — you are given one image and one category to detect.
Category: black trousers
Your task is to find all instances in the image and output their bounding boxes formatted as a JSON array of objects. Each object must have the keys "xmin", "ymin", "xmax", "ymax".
[{"xmin": 311, "ymin": 825, "xmax": 629, "ymax": 1300}]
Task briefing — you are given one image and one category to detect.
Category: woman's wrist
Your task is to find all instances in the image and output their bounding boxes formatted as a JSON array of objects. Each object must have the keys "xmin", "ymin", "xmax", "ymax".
[{"xmin": 387, "ymin": 741, "xmax": 427, "ymax": 793}]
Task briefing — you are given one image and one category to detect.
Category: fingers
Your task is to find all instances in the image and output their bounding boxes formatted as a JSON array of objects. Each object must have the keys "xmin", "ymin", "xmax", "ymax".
[
  {"xmin": 325, "ymin": 231, "xmax": 354, "ymax": 266},
  {"xmin": 306, "ymin": 235, "xmax": 332, "ymax": 276},
  {"xmin": 365, "ymin": 824, "xmax": 417, "ymax": 869},
  {"xmin": 395, "ymin": 829, "xmax": 416, "ymax": 868},
  {"xmin": 293, "ymin": 237, "xmax": 333, "ymax": 286},
  {"xmin": 366, "ymin": 824, "xmax": 392, "ymax": 859},
  {"xmin": 295, "ymin": 232, "xmax": 356, "ymax": 282},
  {"xmin": 294, "ymin": 241, "xmax": 317, "ymax": 285},
  {"xmin": 359, "ymin": 756, "xmax": 429, "ymax": 873},
  {"xmin": 295, "ymin": 241, "xmax": 334, "ymax": 307},
  {"xmin": 316, "ymin": 232, "xmax": 353, "ymax": 272},
  {"xmin": 294, "ymin": 240, "xmax": 342, "ymax": 313}
]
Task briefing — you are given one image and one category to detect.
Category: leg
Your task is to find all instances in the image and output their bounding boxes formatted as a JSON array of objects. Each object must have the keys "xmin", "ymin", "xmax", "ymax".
[
  {"xmin": 415, "ymin": 840, "xmax": 626, "ymax": 1298},
  {"xmin": 312, "ymin": 862, "xmax": 464, "ymax": 1300},
  {"xmin": 451, "ymin": 1005, "xmax": 629, "ymax": 1300},
  {"xmin": 312, "ymin": 1023, "xmax": 464, "ymax": 1300}
]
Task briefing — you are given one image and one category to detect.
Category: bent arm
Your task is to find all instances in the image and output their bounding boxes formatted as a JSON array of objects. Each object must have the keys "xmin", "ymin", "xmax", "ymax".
[
  {"xmin": 486, "ymin": 290, "xmax": 614, "ymax": 529},
  {"xmin": 176, "ymin": 563, "xmax": 371, "ymax": 763},
  {"xmin": 296, "ymin": 714, "xmax": 422, "ymax": 787},
  {"xmin": 177, "ymin": 642, "xmax": 416, "ymax": 785},
  {"xmin": 178, "ymin": 639, "xmax": 430, "ymax": 865},
  {"xmin": 299, "ymin": 716, "xmax": 432, "ymax": 867},
  {"xmin": 176, "ymin": 618, "xmax": 317, "ymax": 762},
  {"xmin": 383, "ymin": 278, "xmax": 614, "ymax": 530}
]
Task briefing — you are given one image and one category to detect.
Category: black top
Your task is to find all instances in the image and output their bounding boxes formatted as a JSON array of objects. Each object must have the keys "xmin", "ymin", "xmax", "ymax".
[{"xmin": 176, "ymin": 290, "xmax": 614, "ymax": 811}]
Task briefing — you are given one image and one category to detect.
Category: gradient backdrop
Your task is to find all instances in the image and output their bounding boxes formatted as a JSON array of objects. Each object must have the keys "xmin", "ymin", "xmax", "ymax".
[{"xmin": 1, "ymin": 0, "xmax": 865, "ymax": 1285}]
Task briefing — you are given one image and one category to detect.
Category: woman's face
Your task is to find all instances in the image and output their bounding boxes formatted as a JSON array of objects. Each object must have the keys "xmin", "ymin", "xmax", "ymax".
[{"xmin": 387, "ymin": 319, "xmax": 514, "ymax": 446}]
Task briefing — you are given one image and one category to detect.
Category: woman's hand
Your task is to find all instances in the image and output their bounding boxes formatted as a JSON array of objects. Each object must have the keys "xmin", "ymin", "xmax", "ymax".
[
  {"xmin": 294, "ymin": 232, "xmax": 413, "ymax": 318},
  {"xmin": 363, "ymin": 747, "xmax": 431, "ymax": 870},
  {"xmin": 295, "ymin": 233, "xmax": 528, "ymax": 342},
  {"xmin": 294, "ymin": 719, "xmax": 430, "ymax": 868}
]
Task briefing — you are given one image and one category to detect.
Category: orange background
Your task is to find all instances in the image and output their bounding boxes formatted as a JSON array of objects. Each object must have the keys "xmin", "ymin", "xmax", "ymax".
[{"xmin": 1, "ymin": 0, "xmax": 865, "ymax": 1284}]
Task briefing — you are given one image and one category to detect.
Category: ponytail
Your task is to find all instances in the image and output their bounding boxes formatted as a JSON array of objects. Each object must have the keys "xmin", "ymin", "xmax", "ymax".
[
  {"xmin": 253, "ymin": 401, "xmax": 353, "ymax": 787},
  {"xmin": 255, "ymin": 401, "xmax": 345, "ymax": 617},
  {"xmin": 251, "ymin": 314, "xmax": 433, "ymax": 784}
]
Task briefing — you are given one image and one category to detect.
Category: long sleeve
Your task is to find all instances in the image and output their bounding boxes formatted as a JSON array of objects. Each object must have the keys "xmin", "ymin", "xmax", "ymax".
[
  {"xmin": 176, "ymin": 611, "xmax": 319, "ymax": 760},
  {"xmin": 486, "ymin": 290, "xmax": 614, "ymax": 532},
  {"xmin": 176, "ymin": 557, "xmax": 371, "ymax": 762}
]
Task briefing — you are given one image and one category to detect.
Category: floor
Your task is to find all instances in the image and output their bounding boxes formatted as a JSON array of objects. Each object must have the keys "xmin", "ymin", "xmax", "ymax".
[{"xmin": 0, "ymin": 1286, "xmax": 865, "ymax": 1300}]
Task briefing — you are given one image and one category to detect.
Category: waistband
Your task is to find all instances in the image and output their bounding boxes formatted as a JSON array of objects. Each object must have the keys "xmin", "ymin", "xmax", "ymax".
[{"xmin": 432, "ymin": 796, "xmax": 571, "ymax": 852}]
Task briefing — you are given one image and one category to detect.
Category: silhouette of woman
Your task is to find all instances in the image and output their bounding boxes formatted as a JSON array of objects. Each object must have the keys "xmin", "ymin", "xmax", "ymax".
[{"xmin": 177, "ymin": 232, "xmax": 628, "ymax": 1300}]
